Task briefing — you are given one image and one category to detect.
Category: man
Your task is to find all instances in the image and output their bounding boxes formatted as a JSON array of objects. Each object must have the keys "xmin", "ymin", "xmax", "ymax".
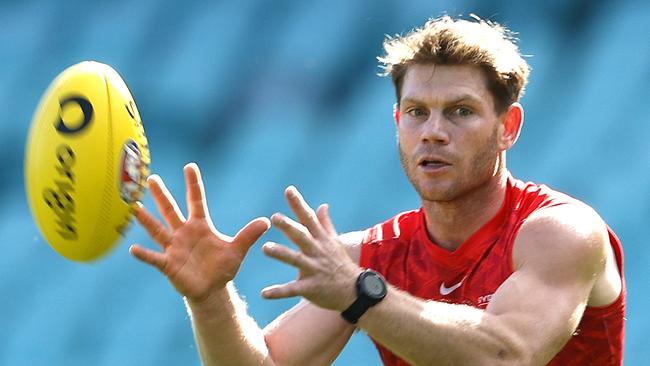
[{"xmin": 130, "ymin": 15, "xmax": 625, "ymax": 365}]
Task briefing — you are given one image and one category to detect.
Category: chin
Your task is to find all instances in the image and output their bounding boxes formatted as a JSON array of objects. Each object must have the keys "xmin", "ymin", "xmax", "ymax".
[{"xmin": 414, "ymin": 182, "xmax": 458, "ymax": 202}]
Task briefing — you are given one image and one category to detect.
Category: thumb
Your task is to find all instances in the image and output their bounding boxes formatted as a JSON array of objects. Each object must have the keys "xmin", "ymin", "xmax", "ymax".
[{"xmin": 232, "ymin": 217, "xmax": 271, "ymax": 256}]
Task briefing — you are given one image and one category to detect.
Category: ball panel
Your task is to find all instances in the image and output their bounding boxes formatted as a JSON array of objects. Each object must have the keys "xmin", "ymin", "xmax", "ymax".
[
  {"xmin": 25, "ymin": 61, "xmax": 149, "ymax": 262},
  {"xmin": 93, "ymin": 63, "xmax": 150, "ymax": 259},
  {"xmin": 26, "ymin": 62, "xmax": 111, "ymax": 261}
]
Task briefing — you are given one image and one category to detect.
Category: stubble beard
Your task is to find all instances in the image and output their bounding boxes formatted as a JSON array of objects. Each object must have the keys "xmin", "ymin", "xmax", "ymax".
[{"xmin": 399, "ymin": 128, "xmax": 499, "ymax": 203}]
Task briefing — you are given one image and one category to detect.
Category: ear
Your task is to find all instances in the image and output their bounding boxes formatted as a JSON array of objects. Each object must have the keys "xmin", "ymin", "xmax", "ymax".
[
  {"xmin": 498, "ymin": 103, "xmax": 524, "ymax": 151},
  {"xmin": 393, "ymin": 103, "xmax": 400, "ymax": 125}
]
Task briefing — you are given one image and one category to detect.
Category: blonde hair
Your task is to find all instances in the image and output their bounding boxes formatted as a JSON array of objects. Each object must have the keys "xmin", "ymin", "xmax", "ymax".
[{"xmin": 379, "ymin": 15, "xmax": 530, "ymax": 113}]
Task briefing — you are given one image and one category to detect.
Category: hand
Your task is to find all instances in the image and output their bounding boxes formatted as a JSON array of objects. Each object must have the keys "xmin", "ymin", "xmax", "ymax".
[
  {"xmin": 130, "ymin": 163, "xmax": 270, "ymax": 304},
  {"xmin": 261, "ymin": 186, "xmax": 361, "ymax": 312}
]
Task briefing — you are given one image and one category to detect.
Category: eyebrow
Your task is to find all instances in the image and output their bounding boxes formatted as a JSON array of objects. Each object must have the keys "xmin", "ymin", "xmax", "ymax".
[{"xmin": 400, "ymin": 93, "xmax": 483, "ymax": 106}]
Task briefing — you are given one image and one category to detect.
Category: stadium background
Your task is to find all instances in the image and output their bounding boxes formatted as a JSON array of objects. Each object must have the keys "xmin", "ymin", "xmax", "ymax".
[{"xmin": 1, "ymin": 0, "xmax": 648, "ymax": 364}]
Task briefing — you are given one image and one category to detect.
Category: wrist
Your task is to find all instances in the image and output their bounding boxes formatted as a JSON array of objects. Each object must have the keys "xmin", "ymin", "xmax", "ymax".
[
  {"xmin": 185, "ymin": 282, "xmax": 234, "ymax": 317},
  {"xmin": 337, "ymin": 267, "xmax": 363, "ymax": 311},
  {"xmin": 341, "ymin": 269, "xmax": 388, "ymax": 324}
]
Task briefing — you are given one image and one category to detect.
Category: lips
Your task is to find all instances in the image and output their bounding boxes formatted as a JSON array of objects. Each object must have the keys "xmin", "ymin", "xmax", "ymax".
[{"xmin": 417, "ymin": 155, "xmax": 452, "ymax": 167}]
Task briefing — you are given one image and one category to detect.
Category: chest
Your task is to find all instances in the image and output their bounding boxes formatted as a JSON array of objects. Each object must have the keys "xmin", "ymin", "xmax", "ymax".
[{"xmin": 372, "ymin": 235, "xmax": 514, "ymax": 309}]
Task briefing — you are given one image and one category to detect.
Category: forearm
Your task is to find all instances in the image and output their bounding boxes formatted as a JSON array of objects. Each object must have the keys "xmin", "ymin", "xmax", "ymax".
[
  {"xmin": 186, "ymin": 282, "xmax": 272, "ymax": 366},
  {"xmin": 357, "ymin": 285, "xmax": 525, "ymax": 366}
]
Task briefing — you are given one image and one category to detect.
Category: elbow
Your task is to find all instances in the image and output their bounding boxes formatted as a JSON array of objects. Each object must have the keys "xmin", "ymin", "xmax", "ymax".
[
  {"xmin": 490, "ymin": 345, "xmax": 534, "ymax": 366},
  {"xmin": 465, "ymin": 343, "xmax": 532, "ymax": 366},
  {"xmin": 409, "ymin": 343, "xmax": 533, "ymax": 366},
  {"xmin": 476, "ymin": 322, "xmax": 535, "ymax": 366},
  {"xmin": 491, "ymin": 337, "xmax": 566, "ymax": 366}
]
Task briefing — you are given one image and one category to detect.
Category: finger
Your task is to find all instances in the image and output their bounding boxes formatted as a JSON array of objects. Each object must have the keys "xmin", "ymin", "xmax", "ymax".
[
  {"xmin": 134, "ymin": 202, "xmax": 173, "ymax": 249},
  {"xmin": 129, "ymin": 244, "xmax": 167, "ymax": 273},
  {"xmin": 261, "ymin": 280, "xmax": 305, "ymax": 299},
  {"xmin": 271, "ymin": 213, "xmax": 315, "ymax": 253},
  {"xmin": 184, "ymin": 163, "xmax": 208, "ymax": 219},
  {"xmin": 148, "ymin": 175, "xmax": 186, "ymax": 230},
  {"xmin": 262, "ymin": 242, "xmax": 313, "ymax": 269},
  {"xmin": 232, "ymin": 217, "xmax": 271, "ymax": 257},
  {"xmin": 285, "ymin": 186, "xmax": 325, "ymax": 238},
  {"xmin": 316, "ymin": 204, "xmax": 337, "ymax": 236}
]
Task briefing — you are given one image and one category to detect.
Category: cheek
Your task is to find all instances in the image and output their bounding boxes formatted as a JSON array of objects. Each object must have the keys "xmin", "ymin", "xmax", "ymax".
[{"xmin": 464, "ymin": 129, "xmax": 499, "ymax": 170}]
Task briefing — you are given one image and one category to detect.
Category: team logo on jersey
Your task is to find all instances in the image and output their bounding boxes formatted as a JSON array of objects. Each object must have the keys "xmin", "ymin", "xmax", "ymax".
[
  {"xmin": 439, "ymin": 278, "xmax": 465, "ymax": 296},
  {"xmin": 477, "ymin": 293, "xmax": 494, "ymax": 308}
]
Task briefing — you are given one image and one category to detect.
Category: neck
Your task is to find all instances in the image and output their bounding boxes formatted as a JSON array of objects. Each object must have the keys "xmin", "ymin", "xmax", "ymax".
[{"xmin": 422, "ymin": 165, "xmax": 508, "ymax": 251}]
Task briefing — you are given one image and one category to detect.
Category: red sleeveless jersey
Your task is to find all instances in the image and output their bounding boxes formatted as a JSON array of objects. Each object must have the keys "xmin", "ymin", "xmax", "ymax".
[{"xmin": 359, "ymin": 176, "xmax": 625, "ymax": 365}]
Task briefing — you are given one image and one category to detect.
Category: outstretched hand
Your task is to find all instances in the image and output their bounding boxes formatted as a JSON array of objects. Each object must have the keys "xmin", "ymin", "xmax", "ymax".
[
  {"xmin": 130, "ymin": 163, "xmax": 270, "ymax": 303},
  {"xmin": 261, "ymin": 186, "xmax": 361, "ymax": 312}
]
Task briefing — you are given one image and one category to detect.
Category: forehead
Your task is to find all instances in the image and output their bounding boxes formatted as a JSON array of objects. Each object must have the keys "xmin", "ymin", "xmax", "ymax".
[{"xmin": 400, "ymin": 64, "xmax": 493, "ymax": 106}]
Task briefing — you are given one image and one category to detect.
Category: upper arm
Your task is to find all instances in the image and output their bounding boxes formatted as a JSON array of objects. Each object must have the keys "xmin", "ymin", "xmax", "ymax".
[
  {"xmin": 262, "ymin": 231, "xmax": 366, "ymax": 366},
  {"xmin": 484, "ymin": 204, "xmax": 609, "ymax": 364}
]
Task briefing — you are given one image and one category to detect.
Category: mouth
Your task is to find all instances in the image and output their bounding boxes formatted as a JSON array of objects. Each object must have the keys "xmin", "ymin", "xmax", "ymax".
[
  {"xmin": 418, "ymin": 157, "xmax": 451, "ymax": 167},
  {"xmin": 416, "ymin": 156, "xmax": 452, "ymax": 174}
]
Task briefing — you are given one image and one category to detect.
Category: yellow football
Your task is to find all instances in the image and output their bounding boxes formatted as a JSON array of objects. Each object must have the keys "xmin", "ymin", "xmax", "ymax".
[{"xmin": 25, "ymin": 61, "xmax": 150, "ymax": 262}]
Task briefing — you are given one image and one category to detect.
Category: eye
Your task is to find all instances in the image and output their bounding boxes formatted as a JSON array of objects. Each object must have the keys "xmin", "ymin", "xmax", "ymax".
[
  {"xmin": 406, "ymin": 107, "xmax": 428, "ymax": 118},
  {"xmin": 450, "ymin": 106, "xmax": 474, "ymax": 118}
]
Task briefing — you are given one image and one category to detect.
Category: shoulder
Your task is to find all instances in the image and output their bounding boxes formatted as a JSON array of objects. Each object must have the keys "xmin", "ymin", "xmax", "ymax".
[
  {"xmin": 339, "ymin": 231, "xmax": 366, "ymax": 248},
  {"xmin": 339, "ymin": 231, "xmax": 366, "ymax": 264},
  {"xmin": 513, "ymin": 201, "xmax": 609, "ymax": 281},
  {"xmin": 339, "ymin": 209, "xmax": 421, "ymax": 264},
  {"xmin": 364, "ymin": 209, "xmax": 422, "ymax": 243}
]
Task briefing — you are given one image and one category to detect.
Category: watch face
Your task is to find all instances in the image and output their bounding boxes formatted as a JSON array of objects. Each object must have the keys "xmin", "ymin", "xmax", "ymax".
[{"xmin": 362, "ymin": 273, "xmax": 387, "ymax": 298}]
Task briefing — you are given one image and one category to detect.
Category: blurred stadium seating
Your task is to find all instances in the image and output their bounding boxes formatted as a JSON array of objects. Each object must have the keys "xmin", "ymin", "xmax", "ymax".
[{"xmin": 1, "ymin": 0, "xmax": 647, "ymax": 364}]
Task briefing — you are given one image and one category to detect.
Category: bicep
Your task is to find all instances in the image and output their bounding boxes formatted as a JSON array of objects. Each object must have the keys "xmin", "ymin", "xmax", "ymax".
[
  {"xmin": 263, "ymin": 300, "xmax": 355, "ymax": 366},
  {"xmin": 485, "ymin": 265, "xmax": 591, "ymax": 364},
  {"xmin": 484, "ymin": 206, "xmax": 607, "ymax": 364}
]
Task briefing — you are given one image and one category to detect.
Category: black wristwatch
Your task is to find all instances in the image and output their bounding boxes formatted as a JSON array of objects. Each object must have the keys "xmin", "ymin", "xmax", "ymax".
[{"xmin": 341, "ymin": 269, "xmax": 387, "ymax": 324}]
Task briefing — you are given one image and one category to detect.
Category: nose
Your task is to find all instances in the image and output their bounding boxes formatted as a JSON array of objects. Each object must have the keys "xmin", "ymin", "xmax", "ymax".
[{"xmin": 421, "ymin": 112, "xmax": 450, "ymax": 145}]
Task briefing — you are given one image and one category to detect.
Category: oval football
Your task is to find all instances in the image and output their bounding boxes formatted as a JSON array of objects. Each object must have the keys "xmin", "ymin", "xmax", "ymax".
[{"xmin": 25, "ymin": 61, "xmax": 150, "ymax": 262}]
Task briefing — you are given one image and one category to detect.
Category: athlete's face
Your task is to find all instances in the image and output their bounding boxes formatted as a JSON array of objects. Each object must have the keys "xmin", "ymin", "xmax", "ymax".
[{"xmin": 397, "ymin": 64, "xmax": 509, "ymax": 202}]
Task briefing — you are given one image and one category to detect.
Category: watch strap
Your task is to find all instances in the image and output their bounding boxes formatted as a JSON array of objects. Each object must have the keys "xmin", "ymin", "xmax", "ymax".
[
  {"xmin": 340, "ymin": 270, "xmax": 387, "ymax": 324},
  {"xmin": 341, "ymin": 297, "xmax": 371, "ymax": 324}
]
